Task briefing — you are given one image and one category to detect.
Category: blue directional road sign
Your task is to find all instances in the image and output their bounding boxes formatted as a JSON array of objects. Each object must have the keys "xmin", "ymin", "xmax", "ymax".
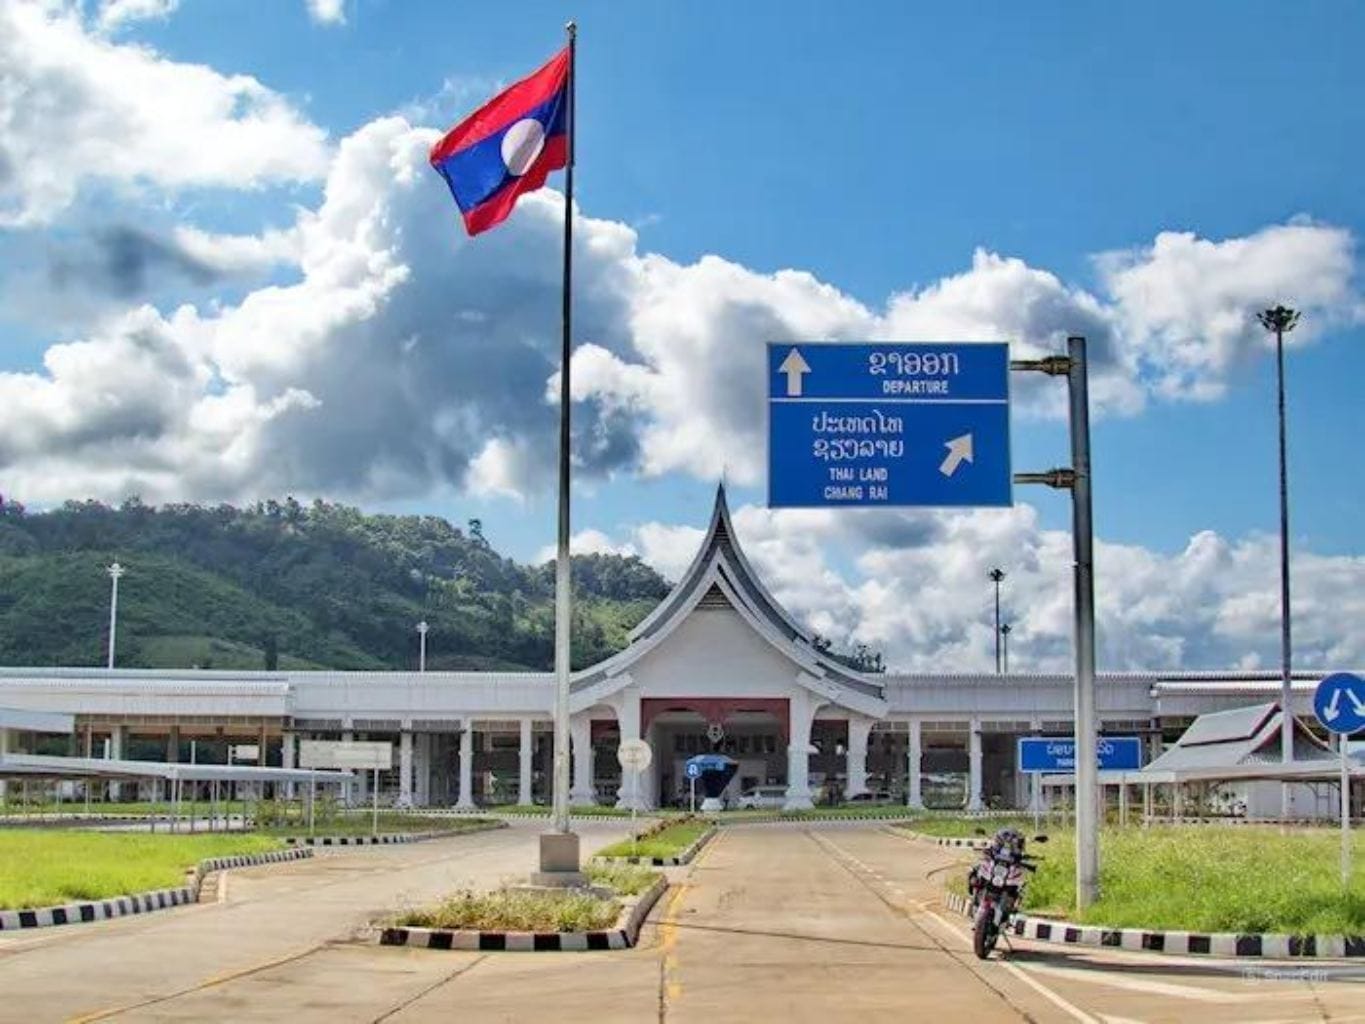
[
  {"xmin": 1017, "ymin": 736, "xmax": 1143, "ymax": 773},
  {"xmin": 1313, "ymin": 673, "xmax": 1365, "ymax": 736},
  {"xmin": 767, "ymin": 342, "xmax": 1011, "ymax": 508},
  {"xmin": 684, "ymin": 761, "xmax": 702, "ymax": 780}
]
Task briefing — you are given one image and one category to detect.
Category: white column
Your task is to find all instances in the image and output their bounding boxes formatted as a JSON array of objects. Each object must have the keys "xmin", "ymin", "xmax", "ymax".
[
  {"xmin": 613, "ymin": 692, "xmax": 649, "ymax": 810},
  {"xmin": 967, "ymin": 718, "xmax": 984, "ymax": 812},
  {"xmin": 342, "ymin": 729, "xmax": 362, "ymax": 806},
  {"xmin": 784, "ymin": 690, "xmax": 816, "ymax": 811},
  {"xmin": 570, "ymin": 714, "xmax": 594, "ymax": 806},
  {"xmin": 456, "ymin": 724, "xmax": 476, "ymax": 809},
  {"xmin": 906, "ymin": 720, "xmax": 924, "ymax": 809},
  {"xmin": 399, "ymin": 729, "xmax": 414, "ymax": 808},
  {"xmin": 110, "ymin": 725, "xmax": 128, "ymax": 801},
  {"xmin": 0, "ymin": 728, "xmax": 9, "ymax": 802},
  {"xmin": 846, "ymin": 717, "xmax": 872, "ymax": 798},
  {"xmin": 281, "ymin": 731, "xmax": 296, "ymax": 799},
  {"xmin": 518, "ymin": 719, "xmax": 534, "ymax": 806},
  {"xmin": 414, "ymin": 734, "xmax": 430, "ymax": 807}
]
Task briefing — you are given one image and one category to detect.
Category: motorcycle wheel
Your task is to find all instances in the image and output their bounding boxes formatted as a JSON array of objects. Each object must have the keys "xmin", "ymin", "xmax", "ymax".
[{"xmin": 973, "ymin": 904, "xmax": 998, "ymax": 959}]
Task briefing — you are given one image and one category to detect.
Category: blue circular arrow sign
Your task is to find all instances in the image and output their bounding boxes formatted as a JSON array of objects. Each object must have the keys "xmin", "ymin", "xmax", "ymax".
[{"xmin": 1313, "ymin": 672, "xmax": 1365, "ymax": 735}]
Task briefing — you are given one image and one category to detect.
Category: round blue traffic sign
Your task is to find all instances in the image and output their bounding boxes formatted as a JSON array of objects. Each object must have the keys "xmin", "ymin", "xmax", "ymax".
[
  {"xmin": 1313, "ymin": 673, "xmax": 1365, "ymax": 735},
  {"xmin": 685, "ymin": 762, "xmax": 701, "ymax": 780}
]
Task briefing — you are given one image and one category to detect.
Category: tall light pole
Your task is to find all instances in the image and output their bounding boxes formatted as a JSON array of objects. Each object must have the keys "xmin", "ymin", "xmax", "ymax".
[
  {"xmin": 1000, "ymin": 623, "xmax": 1012, "ymax": 674},
  {"xmin": 416, "ymin": 620, "xmax": 429, "ymax": 673},
  {"xmin": 1257, "ymin": 304, "xmax": 1300, "ymax": 817},
  {"xmin": 988, "ymin": 567, "xmax": 1006, "ymax": 673},
  {"xmin": 106, "ymin": 562, "xmax": 125, "ymax": 670}
]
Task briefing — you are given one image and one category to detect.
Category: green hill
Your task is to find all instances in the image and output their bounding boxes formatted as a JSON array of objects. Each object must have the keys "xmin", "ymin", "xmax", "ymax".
[{"xmin": 0, "ymin": 497, "xmax": 670, "ymax": 672}]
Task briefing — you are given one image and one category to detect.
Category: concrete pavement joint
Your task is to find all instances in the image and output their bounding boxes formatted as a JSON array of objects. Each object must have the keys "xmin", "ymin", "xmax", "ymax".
[
  {"xmin": 66, "ymin": 941, "xmax": 333, "ymax": 1022},
  {"xmin": 368, "ymin": 954, "xmax": 489, "ymax": 1023}
]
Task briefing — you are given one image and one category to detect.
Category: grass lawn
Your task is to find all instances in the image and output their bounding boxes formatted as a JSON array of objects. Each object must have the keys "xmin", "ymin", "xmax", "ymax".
[
  {"xmin": 0, "ymin": 831, "xmax": 284, "ymax": 909},
  {"xmin": 259, "ymin": 813, "xmax": 498, "ymax": 837},
  {"xmin": 481, "ymin": 804, "xmax": 657, "ymax": 818},
  {"xmin": 932, "ymin": 821, "xmax": 1365, "ymax": 934},
  {"xmin": 596, "ymin": 819, "xmax": 710, "ymax": 860},
  {"xmin": 0, "ymin": 801, "xmax": 231, "ymax": 817}
]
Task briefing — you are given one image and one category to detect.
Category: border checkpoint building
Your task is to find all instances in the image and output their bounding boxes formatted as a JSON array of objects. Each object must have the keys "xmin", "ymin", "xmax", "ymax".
[{"xmin": 0, "ymin": 487, "xmax": 1348, "ymax": 816}]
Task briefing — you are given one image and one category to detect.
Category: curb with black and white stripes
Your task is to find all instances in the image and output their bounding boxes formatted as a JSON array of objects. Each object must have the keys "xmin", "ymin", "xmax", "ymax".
[
  {"xmin": 942, "ymin": 890, "xmax": 1365, "ymax": 959},
  {"xmin": 0, "ymin": 847, "xmax": 313, "ymax": 932},
  {"xmin": 379, "ymin": 876, "xmax": 669, "ymax": 952},
  {"xmin": 592, "ymin": 826, "xmax": 716, "ymax": 867},
  {"xmin": 283, "ymin": 821, "xmax": 508, "ymax": 847},
  {"xmin": 887, "ymin": 827, "xmax": 987, "ymax": 849},
  {"xmin": 717, "ymin": 812, "xmax": 918, "ymax": 826}
]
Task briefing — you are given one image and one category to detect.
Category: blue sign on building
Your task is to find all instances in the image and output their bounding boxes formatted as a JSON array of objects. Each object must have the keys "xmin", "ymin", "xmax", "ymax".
[
  {"xmin": 767, "ymin": 342, "xmax": 1012, "ymax": 508},
  {"xmin": 1313, "ymin": 672, "xmax": 1365, "ymax": 736},
  {"xmin": 1017, "ymin": 736, "xmax": 1144, "ymax": 773}
]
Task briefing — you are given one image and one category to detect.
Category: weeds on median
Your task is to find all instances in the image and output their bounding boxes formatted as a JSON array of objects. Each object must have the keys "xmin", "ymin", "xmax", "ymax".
[
  {"xmin": 396, "ymin": 888, "xmax": 622, "ymax": 933},
  {"xmin": 595, "ymin": 819, "xmax": 709, "ymax": 860}
]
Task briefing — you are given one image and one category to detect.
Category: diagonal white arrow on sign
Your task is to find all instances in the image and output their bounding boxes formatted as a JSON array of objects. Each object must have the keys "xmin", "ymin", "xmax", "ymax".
[{"xmin": 940, "ymin": 433, "xmax": 974, "ymax": 477}]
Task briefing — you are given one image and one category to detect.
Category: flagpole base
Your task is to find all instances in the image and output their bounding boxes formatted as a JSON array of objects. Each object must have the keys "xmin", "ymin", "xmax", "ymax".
[{"xmin": 533, "ymin": 831, "xmax": 585, "ymax": 887}]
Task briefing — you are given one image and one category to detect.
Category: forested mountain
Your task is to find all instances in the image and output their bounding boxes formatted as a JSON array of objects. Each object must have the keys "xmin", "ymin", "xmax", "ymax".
[{"xmin": 0, "ymin": 496, "xmax": 672, "ymax": 672}]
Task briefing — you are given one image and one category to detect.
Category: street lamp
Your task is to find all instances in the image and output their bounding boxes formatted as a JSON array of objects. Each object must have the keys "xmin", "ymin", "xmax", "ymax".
[
  {"xmin": 106, "ymin": 562, "xmax": 125, "ymax": 670},
  {"xmin": 988, "ymin": 567, "xmax": 1006, "ymax": 673},
  {"xmin": 1000, "ymin": 623, "xmax": 1012, "ymax": 674},
  {"xmin": 1256, "ymin": 304, "xmax": 1300, "ymax": 816},
  {"xmin": 416, "ymin": 620, "xmax": 429, "ymax": 673}
]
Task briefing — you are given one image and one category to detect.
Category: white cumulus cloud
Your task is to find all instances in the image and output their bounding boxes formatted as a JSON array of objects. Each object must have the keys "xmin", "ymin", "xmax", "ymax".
[
  {"xmin": 0, "ymin": 0, "xmax": 330, "ymax": 226},
  {"xmin": 305, "ymin": 0, "xmax": 345, "ymax": 25}
]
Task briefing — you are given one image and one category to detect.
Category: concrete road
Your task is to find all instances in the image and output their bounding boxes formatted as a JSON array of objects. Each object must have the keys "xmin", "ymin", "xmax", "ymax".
[{"xmin": 0, "ymin": 821, "xmax": 1360, "ymax": 1023}]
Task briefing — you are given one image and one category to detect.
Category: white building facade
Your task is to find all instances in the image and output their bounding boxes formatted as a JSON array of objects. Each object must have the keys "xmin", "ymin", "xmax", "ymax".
[{"xmin": 0, "ymin": 487, "xmax": 1347, "ymax": 812}]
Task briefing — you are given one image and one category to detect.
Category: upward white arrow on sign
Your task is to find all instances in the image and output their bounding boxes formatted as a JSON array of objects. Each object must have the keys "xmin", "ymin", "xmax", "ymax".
[
  {"xmin": 778, "ymin": 348, "xmax": 811, "ymax": 397},
  {"xmin": 939, "ymin": 433, "xmax": 974, "ymax": 476}
]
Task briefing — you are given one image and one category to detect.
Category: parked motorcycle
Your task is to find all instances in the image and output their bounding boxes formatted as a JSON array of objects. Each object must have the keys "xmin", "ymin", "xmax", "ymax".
[{"xmin": 967, "ymin": 829, "xmax": 1047, "ymax": 959}]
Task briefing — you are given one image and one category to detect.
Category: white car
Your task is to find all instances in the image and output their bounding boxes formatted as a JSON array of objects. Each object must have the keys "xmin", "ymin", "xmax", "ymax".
[{"xmin": 735, "ymin": 785, "xmax": 787, "ymax": 809}]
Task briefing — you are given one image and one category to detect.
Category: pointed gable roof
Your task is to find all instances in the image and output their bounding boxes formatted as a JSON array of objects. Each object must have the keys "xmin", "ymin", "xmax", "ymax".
[
  {"xmin": 570, "ymin": 484, "xmax": 886, "ymax": 713},
  {"xmin": 627, "ymin": 483, "xmax": 812, "ymax": 646}
]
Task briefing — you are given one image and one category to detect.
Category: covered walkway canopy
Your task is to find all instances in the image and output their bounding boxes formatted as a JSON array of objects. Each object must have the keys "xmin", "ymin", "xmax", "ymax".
[{"xmin": 0, "ymin": 752, "xmax": 349, "ymax": 785}]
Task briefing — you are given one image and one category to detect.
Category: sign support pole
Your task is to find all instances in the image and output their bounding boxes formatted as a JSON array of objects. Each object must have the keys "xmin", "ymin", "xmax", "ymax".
[
  {"xmin": 1012, "ymin": 336, "xmax": 1099, "ymax": 910},
  {"xmin": 372, "ymin": 768, "xmax": 379, "ymax": 837},
  {"xmin": 1342, "ymin": 739, "xmax": 1351, "ymax": 886}
]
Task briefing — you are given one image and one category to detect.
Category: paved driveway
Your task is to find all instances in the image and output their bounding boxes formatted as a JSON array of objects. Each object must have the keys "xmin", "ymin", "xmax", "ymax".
[{"xmin": 0, "ymin": 821, "xmax": 1360, "ymax": 1022}]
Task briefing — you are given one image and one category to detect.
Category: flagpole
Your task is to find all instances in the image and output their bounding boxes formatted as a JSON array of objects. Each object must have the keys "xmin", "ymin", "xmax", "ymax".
[{"xmin": 551, "ymin": 20, "xmax": 577, "ymax": 843}]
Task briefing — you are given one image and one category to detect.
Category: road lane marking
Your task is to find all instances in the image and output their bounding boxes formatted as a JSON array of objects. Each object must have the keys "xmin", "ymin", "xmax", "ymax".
[{"xmin": 811, "ymin": 830, "xmax": 1094, "ymax": 1023}]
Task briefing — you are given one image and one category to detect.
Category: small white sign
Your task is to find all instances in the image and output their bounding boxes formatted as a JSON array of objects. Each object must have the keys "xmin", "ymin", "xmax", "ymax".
[
  {"xmin": 230, "ymin": 744, "xmax": 260, "ymax": 761},
  {"xmin": 299, "ymin": 740, "xmax": 392, "ymax": 770},
  {"xmin": 617, "ymin": 738, "xmax": 653, "ymax": 773}
]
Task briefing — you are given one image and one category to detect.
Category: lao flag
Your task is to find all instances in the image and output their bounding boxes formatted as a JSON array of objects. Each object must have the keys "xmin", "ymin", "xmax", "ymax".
[{"xmin": 429, "ymin": 48, "xmax": 570, "ymax": 236}]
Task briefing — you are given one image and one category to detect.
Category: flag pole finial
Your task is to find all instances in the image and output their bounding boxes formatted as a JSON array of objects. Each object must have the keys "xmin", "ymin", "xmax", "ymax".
[{"xmin": 566, "ymin": 20, "xmax": 576, "ymax": 36}]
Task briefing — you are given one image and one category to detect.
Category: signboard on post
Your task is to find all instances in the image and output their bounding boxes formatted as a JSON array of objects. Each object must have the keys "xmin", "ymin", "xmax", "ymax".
[
  {"xmin": 617, "ymin": 740, "xmax": 653, "ymax": 856},
  {"xmin": 767, "ymin": 342, "xmax": 1012, "ymax": 508},
  {"xmin": 1313, "ymin": 672, "xmax": 1364, "ymax": 885},
  {"xmin": 298, "ymin": 740, "xmax": 392, "ymax": 770},
  {"xmin": 1017, "ymin": 736, "xmax": 1143, "ymax": 774}
]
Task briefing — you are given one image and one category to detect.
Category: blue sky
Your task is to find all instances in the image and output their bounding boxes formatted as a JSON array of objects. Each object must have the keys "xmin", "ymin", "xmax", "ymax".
[
  {"xmin": 11, "ymin": 0, "xmax": 1364, "ymax": 551},
  {"xmin": 0, "ymin": 0, "xmax": 1361, "ymax": 670}
]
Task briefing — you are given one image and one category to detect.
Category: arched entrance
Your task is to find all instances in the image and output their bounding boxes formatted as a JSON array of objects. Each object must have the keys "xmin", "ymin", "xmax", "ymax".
[{"xmin": 642, "ymin": 698, "xmax": 789, "ymax": 808}]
